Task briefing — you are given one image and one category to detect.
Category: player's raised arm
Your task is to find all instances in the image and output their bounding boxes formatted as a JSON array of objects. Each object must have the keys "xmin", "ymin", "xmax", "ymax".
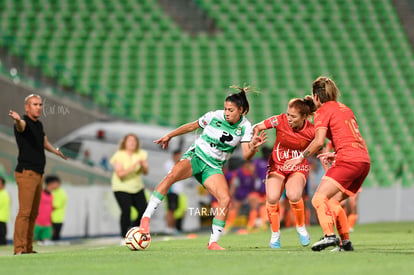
[
  {"xmin": 241, "ymin": 130, "xmax": 268, "ymax": 160},
  {"xmin": 154, "ymin": 121, "xmax": 200, "ymax": 149},
  {"xmin": 252, "ymin": 121, "xmax": 266, "ymax": 137}
]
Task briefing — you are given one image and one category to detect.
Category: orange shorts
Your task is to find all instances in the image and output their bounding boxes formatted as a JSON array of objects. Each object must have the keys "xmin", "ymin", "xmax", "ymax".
[
  {"xmin": 267, "ymin": 165, "xmax": 309, "ymax": 182},
  {"xmin": 267, "ymin": 158, "xmax": 309, "ymax": 182},
  {"xmin": 324, "ymin": 161, "xmax": 370, "ymax": 196}
]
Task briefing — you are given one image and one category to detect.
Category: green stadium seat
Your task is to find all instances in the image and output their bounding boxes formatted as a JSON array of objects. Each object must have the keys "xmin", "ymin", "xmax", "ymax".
[{"xmin": 0, "ymin": 0, "xmax": 413, "ymax": 186}]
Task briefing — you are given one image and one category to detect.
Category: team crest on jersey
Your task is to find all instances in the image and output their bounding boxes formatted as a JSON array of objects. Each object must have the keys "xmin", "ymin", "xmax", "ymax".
[
  {"xmin": 271, "ymin": 117, "xmax": 278, "ymax": 127},
  {"xmin": 235, "ymin": 127, "xmax": 242, "ymax": 136}
]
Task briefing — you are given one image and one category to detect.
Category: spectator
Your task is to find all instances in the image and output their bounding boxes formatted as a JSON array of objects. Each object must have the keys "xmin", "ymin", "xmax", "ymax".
[
  {"xmin": 225, "ymin": 160, "xmax": 259, "ymax": 233},
  {"xmin": 51, "ymin": 175, "xmax": 67, "ymax": 241},
  {"xmin": 0, "ymin": 176, "xmax": 10, "ymax": 245},
  {"xmin": 252, "ymin": 146, "xmax": 273, "ymax": 230},
  {"xmin": 110, "ymin": 134, "xmax": 149, "ymax": 244},
  {"xmin": 34, "ymin": 176, "xmax": 60, "ymax": 245}
]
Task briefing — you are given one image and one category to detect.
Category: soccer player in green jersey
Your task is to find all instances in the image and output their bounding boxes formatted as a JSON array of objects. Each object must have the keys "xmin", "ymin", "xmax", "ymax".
[{"xmin": 140, "ymin": 86, "xmax": 267, "ymax": 250}]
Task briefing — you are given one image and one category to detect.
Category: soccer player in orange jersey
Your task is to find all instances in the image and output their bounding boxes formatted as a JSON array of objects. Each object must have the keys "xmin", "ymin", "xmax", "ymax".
[
  {"xmin": 253, "ymin": 96, "xmax": 316, "ymax": 248},
  {"xmin": 285, "ymin": 76, "xmax": 370, "ymax": 252}
]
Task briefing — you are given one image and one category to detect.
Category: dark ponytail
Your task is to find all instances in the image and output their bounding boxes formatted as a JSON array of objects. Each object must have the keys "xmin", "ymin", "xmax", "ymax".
[
  {"xmin": 303, "ymin": 95, "xmax": 317, "ymax": 113},
  {"xmin": 288, "ymin": 95, "xmax": 316, "ymax": 117},
  {"xmin": 226, "ymin": 85, "xmax": 257, "ymax": 115}
]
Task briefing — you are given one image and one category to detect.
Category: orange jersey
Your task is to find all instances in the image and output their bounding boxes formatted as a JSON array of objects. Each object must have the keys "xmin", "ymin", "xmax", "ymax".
[
  {"xmin": 264, "ymin": 113, "xmax": 315, "ymax": 168},
  {"xmin": 314, "ymin": 101, "xmax": 370, "ymax": 163}
]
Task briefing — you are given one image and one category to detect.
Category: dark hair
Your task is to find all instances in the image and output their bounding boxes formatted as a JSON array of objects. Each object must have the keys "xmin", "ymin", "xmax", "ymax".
[
  {"xmin": 0, "ymin": 176, "xmax": 5, "ymax": 186},
  {"xmin": 45, "ymin": 175, "xmax": 61, "ymax": 185},
  {"xmin": 312, "ymin": 76, "xmax": 340, "ymax": 103},
  {"xmin": 288, "ymin": 95, "xmax": 317, "ymax": 118},
  {"xmin": 226, "ymin": 85, "xmax": 257, "ymax": 115}
]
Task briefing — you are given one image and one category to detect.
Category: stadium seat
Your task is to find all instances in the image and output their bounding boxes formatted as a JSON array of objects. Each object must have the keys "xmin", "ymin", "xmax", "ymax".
[{"xmin": 1, "ymin": 0, "xmax": 413, "ymax": 186}]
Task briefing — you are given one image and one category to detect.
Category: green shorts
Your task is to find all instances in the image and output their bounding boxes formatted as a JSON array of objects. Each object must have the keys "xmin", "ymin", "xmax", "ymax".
[
  {"xmin": 183, "ymin": 150, "xmax": 223, "ymax": 187},
  {"xmin": 34, "ymin": 225, "xmax": 52, "ymax": 241}
]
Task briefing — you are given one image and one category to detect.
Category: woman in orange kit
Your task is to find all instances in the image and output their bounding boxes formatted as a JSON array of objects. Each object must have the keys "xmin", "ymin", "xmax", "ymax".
[
  {"xmin": 285, "ymin": 76, "xmax": 370, "ymax": 252},
  {"xmin": 253, "ymin": 96, "xmax": 316, "ymax": 248}
]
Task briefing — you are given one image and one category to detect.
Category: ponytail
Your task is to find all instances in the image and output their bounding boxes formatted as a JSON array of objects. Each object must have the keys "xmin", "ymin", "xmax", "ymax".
[
  {"xmin": 312, "ymin": 76, "xmax": 340, "ymax": 103},
  {"xmin": 226, "ymin": 85, "xmax": 258, "ymax": 115},
  {"xmin": 303, "ymin": 95, "xmax": 317, "ymax": 113},
  {"xmin": 288, "ymin": 95, "xmax": 316, "ymax": 117}
]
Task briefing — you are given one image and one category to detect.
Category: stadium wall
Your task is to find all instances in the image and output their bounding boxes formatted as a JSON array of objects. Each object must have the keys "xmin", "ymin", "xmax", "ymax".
[
  {"xmin": 0, "ymin": 74, "xmax": 109, "ymax": 142},
  {"xmin": 4, "ymin": 182, "xmax": 201, "ymax": 240},
  {"xmin": 3, "ymin": 183, "xmax": 414, "ymax": 240}
]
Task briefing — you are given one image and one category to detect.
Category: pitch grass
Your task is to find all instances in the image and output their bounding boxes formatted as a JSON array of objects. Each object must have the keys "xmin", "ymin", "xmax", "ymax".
[{"xmin": 1, "ymin": 222, "xmax": 413, "ymax": 275}]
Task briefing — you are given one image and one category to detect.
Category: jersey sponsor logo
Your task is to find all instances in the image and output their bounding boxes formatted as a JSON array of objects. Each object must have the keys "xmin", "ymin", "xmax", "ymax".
[
  {"xmin": 219, "ymin": 131, "xmax": 233, "ymax": 143},
  {"xmin": 271, "ymin": 117, "xmax": 278, "ymax": 127},
  {"xmin": 275, "ymin": 142, "xmax": 304, "ymax": 161},
  {"xmin": 235, "ymin": 127, "xmax": 242, "ymax": 136},
  {"xmin": 215, "ymin": 121, "xmax": 222, "ymax": 127}
]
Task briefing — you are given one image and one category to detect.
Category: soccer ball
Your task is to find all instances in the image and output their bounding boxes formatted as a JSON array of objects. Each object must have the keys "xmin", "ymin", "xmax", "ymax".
[{"xmin": 125, "ymin": 227, "xmax": 151, "ymax": 251}]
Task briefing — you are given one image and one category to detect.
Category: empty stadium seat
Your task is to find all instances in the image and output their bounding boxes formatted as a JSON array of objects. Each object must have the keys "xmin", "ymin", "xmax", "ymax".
[{"xmin": 0, "ymin": 0, "xmax": 413, "ymax": 186}]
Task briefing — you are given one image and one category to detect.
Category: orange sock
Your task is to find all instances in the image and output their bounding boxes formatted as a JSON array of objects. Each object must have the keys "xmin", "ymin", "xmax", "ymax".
[
  {"xmin": 289, "ymin": 199, "xmax": 305, "ymax": 227},
  {"xmin": 328, "ymin": 199, "xmax": 349, "ymax": 241},
  {"xmin": 348, "ymin": 214, "xmax": 358, "ymax": 229},
  {"xmin": 342, "ymin": 205, "xmax": 348, "ymax": 216},
  {"xmin": 225, "ymin": 209, "xmax": 237, "ymax": 229},
  {"xmin": 266, "ymin": 203, "xmax": 280, "ymax": 232},
  {"xmin": 312, "ymin": 192, "xmax": 335, "ymax": 236},
  {"xmin": 247, "ymin": 209, "xmax": 258, "ymax": 229},
  {"xmin": 259, "ymin": 205, "xmax": 268, "ymax": 225}
]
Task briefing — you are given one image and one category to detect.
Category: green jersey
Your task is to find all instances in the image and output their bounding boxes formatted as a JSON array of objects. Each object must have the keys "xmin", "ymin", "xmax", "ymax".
[{"xmin": 187, "ymin": 110, "xmax": 253, "ymax": 169}]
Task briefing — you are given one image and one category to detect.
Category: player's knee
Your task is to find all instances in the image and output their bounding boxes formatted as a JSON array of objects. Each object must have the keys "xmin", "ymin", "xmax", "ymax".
[
  {"xmin": 328, "ymin": 199, "xmax": 342, "ymax": 213},
  {"xmin": 266, "ymin": 195, "xmax": 280, "ymax": 205},
  {"xmin": 312, "ymin": 192, "xmax": 328, "ymax": 209},
  {"xmin": 163, "ymin": 172, "xmax": 179, "ymax": 186},
  {"xmin": 217, "ymin": 193, "xmax": 231, "ymax": 208},
  {"xmin": 286, "ymin": 190, "xmax": 301, "ymax": 202}
]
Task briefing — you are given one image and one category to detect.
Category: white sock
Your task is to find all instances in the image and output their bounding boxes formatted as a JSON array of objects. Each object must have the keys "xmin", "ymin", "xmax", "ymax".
[
  {"xmin": 142, "ymin": 191, "xmax": 164, "ymax": 219},
  {"xmin": 209, "ymin": 218, "xmax": 225, "ymax": 245},
  {"xmin": 296, "ymin": 225, "xmax": 308, "ymax": 236},
  {"xmin": 270, "ymin": 230, "xmax": 280, "ymax": 243}
]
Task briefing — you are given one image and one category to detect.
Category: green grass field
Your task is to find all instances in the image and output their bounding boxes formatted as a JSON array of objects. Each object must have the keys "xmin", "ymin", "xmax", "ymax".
[{"xmin": 1, "ymin": 222, "xmax": 413, "ymax": 275}]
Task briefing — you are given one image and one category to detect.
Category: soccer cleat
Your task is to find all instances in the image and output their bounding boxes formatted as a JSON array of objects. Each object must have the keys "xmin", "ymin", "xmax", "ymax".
[
  {"xmin": 139, "ymin": 217, "xmax": 150, "ymax": 234},
  {"xmin": 298, "ymin": 232, "xmax": 311, "ymax": 247},
  {"xmin": 269, "ymin": 239, "xmax": 281, "ymax": 249},
  {"xmin": 311, "ymin": 235, "xmax": 340, "ymax": 251},
  {"xmin": 207, "ymin": 242, "xmax": 226, "ymax": 250},
  {"xmin": 331, "ymin": 240, "xmax": 354, "ymax": 252}
]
